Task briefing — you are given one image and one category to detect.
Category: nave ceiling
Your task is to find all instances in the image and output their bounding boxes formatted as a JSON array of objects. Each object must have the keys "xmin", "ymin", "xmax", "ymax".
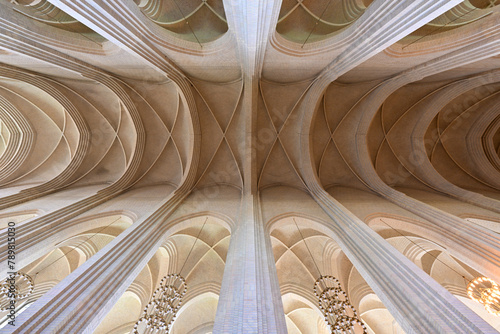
[{"xmin": 0, "ymin": 0, "xmax": 500, "ymax": 333}]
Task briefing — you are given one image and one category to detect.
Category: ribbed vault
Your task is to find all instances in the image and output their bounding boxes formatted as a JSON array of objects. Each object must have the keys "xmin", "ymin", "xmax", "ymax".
[
  {"xmin": 94, "ymin": 216, "xmax": 230, "ymax": 334},
  {"xmin": 137, "ymin": 0, "xmax": 228, "ymax": 43},
  {"xmin": 276, "ymin": 0, "xmax": 369, "ymax": 43},
  {"xmin": 0, "ymin": 0, "xmax": 499, "ymax": 333}
]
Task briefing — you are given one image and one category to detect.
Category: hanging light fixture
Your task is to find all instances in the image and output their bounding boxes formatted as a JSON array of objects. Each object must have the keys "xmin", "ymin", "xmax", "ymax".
[
  {"xmin": 133, "ymin": 217, "xmax": 208, "ymax": 334},
  {"xmin": 379, "ymin": 218, "xmax": 500, "ymax": 319},
  {"xmin": 293, "ymin": 218, "xmax": 367, "ymax": 334},
  {"xmin": 0, "ymin": 272, "xmax": 34, "ymax": 311},
  {"xmin": 467, "ymin": 277, "xmax": 500, "ymax": 316},
  {"xmin": 314, "ymin": 275, "xmax": 367, "ymax": 333},
  {"xmin": 133, "ymin": 274, "xmax": 187, "ymax": 333}
]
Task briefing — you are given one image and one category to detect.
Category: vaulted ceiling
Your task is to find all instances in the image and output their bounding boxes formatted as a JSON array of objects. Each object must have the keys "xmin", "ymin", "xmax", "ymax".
[{"xmin": 1, "ymin": 0, "xmax": 500, "ymax": 333}]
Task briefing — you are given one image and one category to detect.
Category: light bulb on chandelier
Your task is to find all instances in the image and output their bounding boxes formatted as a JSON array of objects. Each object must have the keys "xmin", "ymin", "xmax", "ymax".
[
  {"xmin": 0, "ymin": 272, "xmax": 34, "ymax": 311},
  {"xmin": 293, "ymin": 218, "xmax": 367, "ymax": 334},
  {"xmin": 314, "ymin": 275, "xmax": 367, "ymax": 334},
  {"xmin": 467, "ymin": 277, "xmax": 500, "ymax": 316},
  {"xmin": 133, "ymin": 274, "xmax": 187, "ymax": 334},
  {"xmin": 133, "ymin": 217, "xmax": 208, "ymax": 333}
]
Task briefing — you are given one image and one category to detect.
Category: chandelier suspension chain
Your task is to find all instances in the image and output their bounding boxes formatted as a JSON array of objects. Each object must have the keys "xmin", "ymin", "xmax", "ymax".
[
  {"xmin": 169, "ymin": 0, "xmax": 203, "ymax": 48},
  {"xmin": 301, "ymin": 0, "xmax": 335, "ymax": 48},
  {"xmin": 293, "ymin": 218, "xmax": 367, "ymax": 333},
  {"xmin": 179, "ymin": 216, "xmax": 208, "ymax": 277},
  {"xmin": 293, "ymin": 217, "xmax": 322, "ymax": 276}
]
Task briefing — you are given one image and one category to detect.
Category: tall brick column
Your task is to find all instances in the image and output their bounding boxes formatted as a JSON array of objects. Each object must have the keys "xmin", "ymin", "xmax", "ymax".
[{"xmin": 213, "ymin": 194, "xmax": 287, "ymax": 334}]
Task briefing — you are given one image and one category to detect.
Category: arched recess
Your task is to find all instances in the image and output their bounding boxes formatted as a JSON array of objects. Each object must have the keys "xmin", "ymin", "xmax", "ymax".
[
  {"xmin": 94, "ymin": 214, "xmax": 231, "ymax": 334},
  {"xmin": 269, "ymin": 214, "xmax": 381, "ymax": 333},
  {"xmin": 281, "ymin": 293, "xmax": 329, "ymax": 334},
  {"xmin": 136, "ymin": 0, "xmax": 228, "ymax": 43},
  {"xmin": 347, "ymin": 267, "xmax": 405, "ymax": 334},
  {"xmin": 368, "ymin": 215, "xmax": 500, "ymax": 331},
  {"xmin": 357, "ymin": 294, "xmax": 404, "ymax": 334},
  {"xmin": 0, "ymin": 213, "xmax": 132, "ymax": 328},
  {"xmin": 171, "ymin": 292, "xmax": 218, "ymax": 334},
  {"xmin": 276, "ymin": 0, "xmax": 371, "ymax": 44}
]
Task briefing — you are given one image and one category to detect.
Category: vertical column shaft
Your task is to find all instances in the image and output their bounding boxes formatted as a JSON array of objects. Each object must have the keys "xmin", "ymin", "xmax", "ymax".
[
  {"xmin": 311, "ymin": 187, "xmax": 497, "ymax": 333},
  {"xmin": 213, "ymin": 194, "xmax": 287, "ymax": 334}
]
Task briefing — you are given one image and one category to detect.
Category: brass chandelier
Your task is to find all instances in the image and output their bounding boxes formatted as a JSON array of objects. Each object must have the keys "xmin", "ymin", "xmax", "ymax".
[
  {"xmin": 467, "ymin": 277, "xmax": 500, "ymax": 316},
  {"xmin": 293, "ymin": 218, "xmax": 367, "ymax": 334},
  {"xmin": 0, "ymin": 272, "xmax": 34, "ymax": 311},
  {"xmin": 132, "ymin": 274, "xmax": 187, "ymax": 334},
  {"xmin": 314, "ymin": 275, "xmax": 367, "ymax": 334},
  {"xmin": 133, "ymin": 217, "xmax": 208, "ymax": 333},
  {"xmin": 379, "ymin": 219, "xmax": 500, "ymax": 319}
]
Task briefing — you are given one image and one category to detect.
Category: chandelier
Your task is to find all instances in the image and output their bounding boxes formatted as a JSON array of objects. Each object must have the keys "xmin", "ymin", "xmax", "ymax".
[
  {"xmin": 0, "ymin": 272, "xmax": 34, "ymax": 311},
  {"xmin": 314, "ymin": 275, "xmax": 367, "ymax": 334},
  {"xmin": 133, "ymin": 274, "xmax": 187, "ymax": 334},
  {"xmin": 132, "ymin": 217, "xmax": 208, "ymax": 333},
  {"xmin": 291, "ymin": 218, "xmax": 367, "ymax": 333},
  {"xmin": 467, "ymin": 277, "xmax": 500, "ymax": 316}
]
